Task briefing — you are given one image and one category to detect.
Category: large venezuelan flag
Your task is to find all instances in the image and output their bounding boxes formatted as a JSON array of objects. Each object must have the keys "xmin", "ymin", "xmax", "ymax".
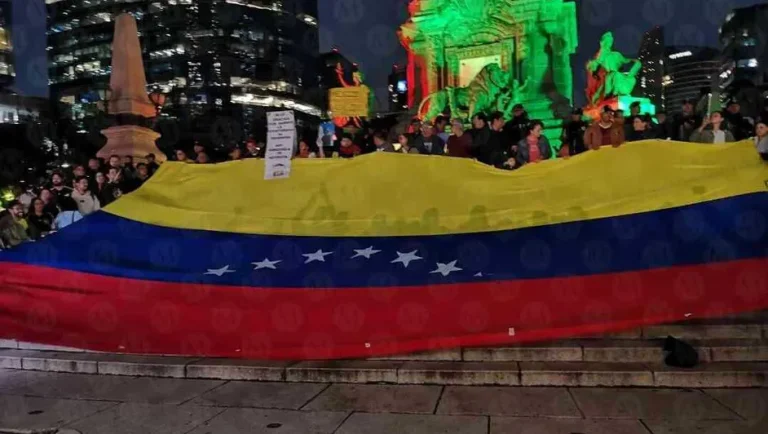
[{"xmin": 1, "ymin": 140, "xmax": 767, "ymax": 359}]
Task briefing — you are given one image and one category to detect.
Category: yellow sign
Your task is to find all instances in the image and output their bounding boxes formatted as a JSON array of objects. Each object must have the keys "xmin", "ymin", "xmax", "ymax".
[{"xmin": 329, "ymin": 86, "xmax": 369, "ymax": 118}]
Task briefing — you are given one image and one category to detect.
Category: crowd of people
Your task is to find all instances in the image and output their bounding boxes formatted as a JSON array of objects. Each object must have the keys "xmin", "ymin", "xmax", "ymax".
[
  {"xmin": 0, "ymin": 154, "xmax": 160, "ymax": 248},
  {"xmin": 2, "ymin": 97, "xmax": 767, "ymax": 248}
]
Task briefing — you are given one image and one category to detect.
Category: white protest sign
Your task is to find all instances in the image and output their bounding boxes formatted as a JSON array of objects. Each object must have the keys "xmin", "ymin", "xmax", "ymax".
[{"xmin": 265, "ymin": 111, "xmax": 295, "ymax": 180}]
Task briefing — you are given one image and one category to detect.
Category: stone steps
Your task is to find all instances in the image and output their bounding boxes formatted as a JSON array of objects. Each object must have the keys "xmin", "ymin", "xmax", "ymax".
[{"xmin": 1, "ymin": 349, "xmax": 767, "ymax": 388}]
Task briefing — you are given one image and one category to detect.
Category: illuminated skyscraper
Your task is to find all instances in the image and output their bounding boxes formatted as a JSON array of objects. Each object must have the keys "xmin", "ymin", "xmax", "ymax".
[
  {"xmin": 637, "ymin": 26, "xmax": 664, "ymax": 110},
  {"xmin": 720, "ymin": 4, "xmax": 768, "ymax": 116},
  {"xmin": 388, "ymin": 64, "xmax": 408, "ymax": 113},
  {"xmin": 0, "ymin": 0, "xmax": 13, "ymax": 89},
  {"xmin": 662, "ymin": 47, "xmax": 721, "ymax": 115},
  {"xmin": 47, "ymin": 0, "xmax": 322, "ymax": 140}
]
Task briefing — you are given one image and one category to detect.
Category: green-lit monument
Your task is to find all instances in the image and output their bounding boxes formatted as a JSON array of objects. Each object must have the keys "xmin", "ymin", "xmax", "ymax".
[{"xmin": 398, "ymin": 0, "xmax": 578, "ymax": 134}]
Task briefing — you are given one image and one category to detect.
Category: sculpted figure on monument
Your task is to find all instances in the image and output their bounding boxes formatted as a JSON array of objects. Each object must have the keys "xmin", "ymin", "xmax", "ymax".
[
  {"xmin": 586, "ymin": 32, "xmax": 641, "ymax": 105},
  {"xmin": 418, "ymin": 63, "xmax": 517, "ymax": 121}
]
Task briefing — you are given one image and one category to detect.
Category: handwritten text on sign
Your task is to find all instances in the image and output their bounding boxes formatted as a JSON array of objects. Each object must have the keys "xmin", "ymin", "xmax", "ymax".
[{"xmin": 329, "ymin": 86, "xmax": 370, "ymax": 118}]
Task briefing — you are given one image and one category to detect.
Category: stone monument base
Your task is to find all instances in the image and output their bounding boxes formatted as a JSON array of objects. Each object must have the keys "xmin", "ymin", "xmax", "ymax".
[{"xmin": 98, "ymin": 125, "xmax": 166, "ymax": 163}]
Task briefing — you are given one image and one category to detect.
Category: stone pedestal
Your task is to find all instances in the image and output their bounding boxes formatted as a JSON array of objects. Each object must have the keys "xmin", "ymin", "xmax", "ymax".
[{"xmin": 98, "ymin": 125, "xmax": 165, "ymax": 163}]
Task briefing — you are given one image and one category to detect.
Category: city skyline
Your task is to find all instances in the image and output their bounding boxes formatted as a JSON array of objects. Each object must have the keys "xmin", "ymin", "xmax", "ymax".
[{"xmin": 8, "ymin": 0, "xmax": 768, "ymax": 109}]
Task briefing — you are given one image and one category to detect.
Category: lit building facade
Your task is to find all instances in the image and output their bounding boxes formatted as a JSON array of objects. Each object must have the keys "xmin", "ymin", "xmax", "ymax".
[
  {"xmin": 47, "ymin": 0, "xmax": 322, "ymax": 141},
  {"xmin": 388, "ymin": 64, "xmax": 408, "ymax": 113},
  {"xmin": 0, "ymin": 0, "xmax": 13, "ymax": 89},
  {"xmin": 719, "ymin": 4, "xmax": 768, "ymax": 115},
  {"xmin": 637, "ymin": 26, "xmax": 664, "ymax": 110},
  {"xmin": 662, "ymin": 47, "xmax": 720, "ymax": 115}
]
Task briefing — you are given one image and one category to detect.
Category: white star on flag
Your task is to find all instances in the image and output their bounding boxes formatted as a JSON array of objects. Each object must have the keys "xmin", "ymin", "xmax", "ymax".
[
  {"xmin": 252, "ymin": 258, "xmax": 281, "ymax": 270},
  {"xmin": 391, "ymin": 250, "xmax": 423, "ymax": 268},
  {"xmin": 204, "ymin": 265, "xmax": 236, "ymax": 277},
  {"xmin": 351, "ymin": 246, "xmax": 381, "ymax": 259},
  {"xmin": 431, "ymin": 260, "xmax": 462, "ymax": 277},
  {"xmin": 303, "ymin": 249, "xmax": 333, "ymax": 263}
]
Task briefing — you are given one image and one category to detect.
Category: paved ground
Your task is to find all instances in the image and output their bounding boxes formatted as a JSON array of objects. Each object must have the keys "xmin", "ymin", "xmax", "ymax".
[{"xmin": 0, "ymin": 369, "xmax": 766, "ymax": 434}]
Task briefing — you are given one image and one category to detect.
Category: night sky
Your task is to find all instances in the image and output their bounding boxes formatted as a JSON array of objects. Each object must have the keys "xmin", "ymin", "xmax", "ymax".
[{"xmin": 11, "ymin": 0, "xmax": 765, "ymax": 108}]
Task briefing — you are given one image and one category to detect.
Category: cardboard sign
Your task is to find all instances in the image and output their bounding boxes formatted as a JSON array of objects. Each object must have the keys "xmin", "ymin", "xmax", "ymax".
[{"xmin": 329, "ymin": 86, "xmax": 370, "ymax": 118}]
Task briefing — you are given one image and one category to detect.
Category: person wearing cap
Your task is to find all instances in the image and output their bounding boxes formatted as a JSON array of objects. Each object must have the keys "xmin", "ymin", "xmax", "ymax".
[
  {"xmin": 671, "ymin": 98, "xmax": 701, "ymax": 141},
  {"xmin": 690, "ymin": 111, "xmax": 736, "ymax": 144},
  {"xmin": 446, "ymin": 119, "xmax": 473, "ymax": 158},
  {"xmin": 561, "ymin": 107, "xmax": 588, "ymax": 156},
  {"xmin": 724, "ymin": 100, "xmax": 754, "ymax": 141},
  {"xmin": 503, "ymin": 103, "xmax": 529, "ymax": 147},
  {"xmin": 584, "ymin": 106, "xmax": 625, "ymax": 149},
  {"xmin": 411, "ymin": 120, "xmax": 445, "ymax": 156}
]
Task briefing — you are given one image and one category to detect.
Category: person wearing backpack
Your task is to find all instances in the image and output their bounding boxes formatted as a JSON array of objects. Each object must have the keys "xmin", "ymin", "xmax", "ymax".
[{"xmin": 70, "ymin": 176, "xmax": 101, "ymax": 216}]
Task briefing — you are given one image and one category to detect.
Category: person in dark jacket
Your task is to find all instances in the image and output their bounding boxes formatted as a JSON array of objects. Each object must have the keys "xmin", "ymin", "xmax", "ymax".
[
  {"xmin": 652, "ymin": 111, "xmax": 671, "ymax": 139},
  {"xmin": 626, "ymin": 115, "xmax": 652, "ymax": 142},
  {"xmin": 411, "ymin": 121, "xmax": 445, "ymax": 155},
  {"xmin": 470, "ymin": 113, "xmax": 495, "ymax": 164},
  {"xmin": 26, "ymin": 198, "xmax": 54, "ymax": 240},
  {"xmin": 724, "ymin": 100, "xmax": 754, "ymax": 141},
  {"xmin": 671, "ymin": 99, "xmax": 702, "ymax": 141},
  {"xmin": 561, "ymin": 108, "xmax": 588, "ymax": 156},
  {"xmin": 502, "ymin": 104, "xmax": 529, "ymax": 146},
  {"xmin": 101, "ymin": 167, "xmax": 134, "ymax": 206}
]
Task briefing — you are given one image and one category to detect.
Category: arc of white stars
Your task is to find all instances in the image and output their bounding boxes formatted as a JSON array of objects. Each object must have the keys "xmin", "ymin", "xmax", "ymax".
[
  {"xmin": 431, "ymin": 260, "xmax": 462, "ymax": 277},
  {"xmin": 204, "ymin": 265, "xmax": 236, "ymax": 277},
  {"xmin": 391, "ymin": 250, "xmax": 423, "ymax": 268},
  {"xmin": 252, "ymin": 258, "xmax": 281, "ymax": 270},
  {"xmin": 351, "ymin": 246, "xmax": 381, "ymax": 259},
  {"xmin": 303, "ymin": 249, "xmax": 333, "ymax": 264}
]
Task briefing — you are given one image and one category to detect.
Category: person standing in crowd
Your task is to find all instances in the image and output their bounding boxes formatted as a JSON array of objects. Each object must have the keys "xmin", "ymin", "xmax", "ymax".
[
  {"xmin": 107, "ymin": 155, "xmax": 122, "ymax": 171},
  {"xmin": 671, "ymin": 99, "xmax": 701, "ymax": 141},
  {"xmin": 296, "ymin": 139, "xmax": 318, "ymax": 158},
  {"xmin": 145, "ymin": 153, "xmax": 160, "ymax": 174},
  {"xmin": 71, "ymin": 176, "xmax": 101, "ymax": 216},
  {"xmin": 87, "ymin": 158, "xmax": 102, "ymax": 177},
  {"xmin": 614, "ymin": 109, "xmax": 626, "ymax": 129},
  {"xmin": 627, "ymin": 115, "xmax": 652, "ymax": 142},
  {"xmin": 49, "ymin": 171, "xmax": 76, "ymax": 211},
  {"xmin": 338, "ymin": 135, "xmax": 361, "ymax": 158},
  {"xmin": 101, "ymin": 167, "xmax": 131, "ymax": 206},
  {"xmin": 585, "ymin": 106, "xmax": 625, "ymax": 149},
  {"xmin": 196, "ymin": 151, "xmax": 210, "ymax": 164},
  {"xmin": 755, "ymin": 119, "xmax": 768, "ymax": 161},
  {"xmin": 435, "ymin": 116, "xmax": 450, "ymax": 143},
  {"xmin": 514, "ymin": 120, "xmax": 552, "ymax": 168},
  {"xmin": 39, "ymin": 188, "xmax": 59, "ymax": 218},
  {"xmin": 229, "ymin": 147, "xmax": 242, "ymax": 161},
  {"xmin": 0, "ymin": 200, "xmax": 30, "ymax": 247},
  {"xmin": 94, "ymin": 172, "xmax": 108, "ymax": 205},
  {"xmin": 244, "ymin": 140, "xmax": 261, "ymax": 158},
  {"xmin": 26, "ymin": 198, "xmax": 54, "ymax": 240},
  {"xmin": 503, "ymin": 103, "xmax": 529, "ymax": 146},
  {"xmin": 690, "ymin": 111, "xmax": 736, "ymax": 144},
  {"xmin": 724, "ymin": 100, "xmax": 754, "ymax": 141},
  {"xmin": 397, "ymin": 132, "xmax": 419, "ymax": 154},
  {"xmin": 446, "ymin": 119, "xmax": 473, "ymax": 158},
  {"xmin": 470, "ymin": 113, "xmax": 494, "ymax": 164},
  {"xmin": 409, "ymin": 118, "xmax": 423, "ymax": 135},
  {"xmin": 372, "ymin": 132, "xmax": 396, "ymax": 152},
  {"xmin": 561, "ymin": 108, "xmax": 588, "ymax": 156},
  {"xmin": 193, "ymin": 142, "xmax": 206, "ymax": 159},
  {"xmin": 17, "ymin": 183, "xmax": 37, "ymax": 208},
  {"xmin": 653, "ymin": 111, "xmax": 671, "ymax": 139},
  {"xmin": 175, "ymin": 149, "xmax": 194, "ymax": 163},
  {"xmin": 135, "ymin": 163, "xmax": 151, "ymax": 185},
  {"xmin": 72, "ymin": 164, "xmax": 87, "ymax": 180},
  {"xmin": 413, "ymin": 121, "xmax": 445, "ymax": 155},
  {"xmin": 624, "ymin": 102, "xmax": 641, "ymax": 136},
  {"xmin": 53, "ymin": 199, "xmax": 83, "ymax": 231}
]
